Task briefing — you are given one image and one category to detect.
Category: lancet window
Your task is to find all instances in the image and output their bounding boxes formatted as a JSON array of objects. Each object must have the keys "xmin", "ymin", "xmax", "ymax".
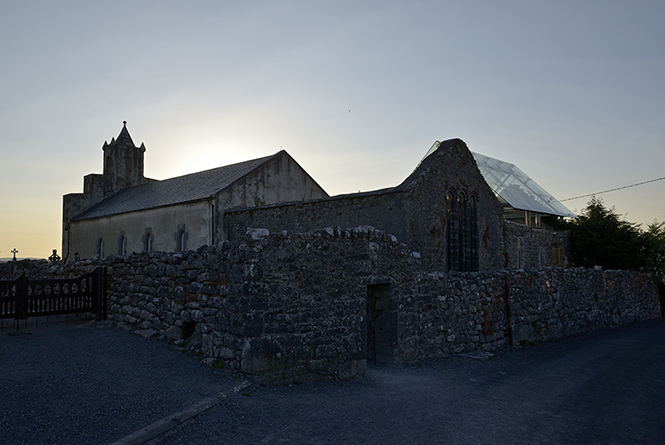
[
  {"xmin": 176, "ymin": 225, "xmax": 187, "ymax": 252},
  {"xmin": 144, "ymin": 228, "xmax": 153, "ymax": 253},
  {"xmin": 96, "ymin": 237, "xmax": 104, "ymax": 259},
  {"xmin": 446, "ymin": 188, "xmax": 479, "ymax": 271},
  {"xmin": 118, "ymin": 233, "xmax": 127, "ymax": 256}
]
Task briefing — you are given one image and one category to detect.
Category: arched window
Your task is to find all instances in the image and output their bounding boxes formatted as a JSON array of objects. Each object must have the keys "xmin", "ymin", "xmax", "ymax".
[
  {"xmin": 118, "ymin": 234, "xmax": 127, "ymax": 256},
  {"xmin": 144, "ymin": 228, "xmax": 153, "ymax": 253},
  {"xmin": 459, "ymin": 190, "xmax": 468, "ymax": 270},
  {"xmin": 96, "ymin": 237, "xmax": 104, "ymax": 259},
  {"xmin": 446, "ymin": 188, "xmax": 479, "ymax": 271},
  {"xmin": 469, "ymin": 195, "xmax": 479, "ymax": 271},
  {"xmin": 176, "ymin": 225, "xmax": 187, "ymax": 252},
  {"xmin": 446, "ymin": 189, "xmax": 459, "ymax": 271}
]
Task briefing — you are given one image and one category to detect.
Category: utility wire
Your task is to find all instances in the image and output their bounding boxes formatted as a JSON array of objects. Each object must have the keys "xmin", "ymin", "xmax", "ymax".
[{"xmin": 560, "ymin": 176, "xmax": 665, "ymax": 202}]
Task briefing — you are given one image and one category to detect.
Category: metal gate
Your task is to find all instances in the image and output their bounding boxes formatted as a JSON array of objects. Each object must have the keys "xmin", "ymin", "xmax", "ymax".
[{"xmin": 0, "ymin": 267, "xmax": 107, "ymax": 326}]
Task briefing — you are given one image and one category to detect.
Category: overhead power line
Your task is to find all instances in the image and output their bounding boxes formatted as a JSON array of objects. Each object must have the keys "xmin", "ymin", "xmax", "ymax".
[{"xmin": 560, "ymin": 176, "xmax": 665, "ymax": 202}]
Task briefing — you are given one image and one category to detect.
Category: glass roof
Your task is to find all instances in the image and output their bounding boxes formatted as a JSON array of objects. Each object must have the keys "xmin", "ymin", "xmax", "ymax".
[{"xmin": 471, "ymin": 152, "xmax": 575, "ymax": 218}]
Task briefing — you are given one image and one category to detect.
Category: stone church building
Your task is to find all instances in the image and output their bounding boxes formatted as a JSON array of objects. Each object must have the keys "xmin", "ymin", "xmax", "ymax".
[
  {"xmin": 224, "ymin": 138, "xmax": 573, "ymax": 271},
  {"xmin": 62, "ymin": 123, "xmax": 328, "ymax": 261},
  {"xmin": 63, "ymin": 123, "xmax": 573, "ymax": 270}
]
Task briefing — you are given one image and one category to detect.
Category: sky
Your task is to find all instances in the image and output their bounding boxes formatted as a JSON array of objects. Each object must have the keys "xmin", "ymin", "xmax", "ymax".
[{"xmin": 1, "ymin": 0, "xmax": 664, "ymax": 259}]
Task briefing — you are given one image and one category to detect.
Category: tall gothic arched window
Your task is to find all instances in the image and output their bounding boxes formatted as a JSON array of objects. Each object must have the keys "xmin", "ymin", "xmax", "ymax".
[
  {"xmin": 446, "ymin": 189, "xmax": 459, "ymax": 271},
  {"xmin": 446, "ymin": 188, "xmax": 479, "ymax": 271},
  {"xmin": 469, "ymin": 195, "xmax": 479, "ymax": 271}
]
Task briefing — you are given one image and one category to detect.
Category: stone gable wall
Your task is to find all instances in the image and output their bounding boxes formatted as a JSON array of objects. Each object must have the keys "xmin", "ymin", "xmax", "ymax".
[
  {"xmin": 223, "ymin": 141, "xmax": 507, "ymax": 272},
  {"xmin": 1, "ymin": 227, "xmax": 660, "ymax": 382}
]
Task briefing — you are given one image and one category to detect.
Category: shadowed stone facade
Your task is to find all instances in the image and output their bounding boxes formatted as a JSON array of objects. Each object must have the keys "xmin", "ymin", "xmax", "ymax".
[
  {"xmin": 3, "ymin": 228, "xmax": 660, "ymax": 383},
  {"xmin": 224, "ymin": 138, "xmax": 565, "ymax": 271},
  {"xmin": 46, "ymin": 126, "xmax": 642, "ymax": 382},
  {"xmin": 63, "ymin": 126, "xmax": 572, "ymax": 272}
]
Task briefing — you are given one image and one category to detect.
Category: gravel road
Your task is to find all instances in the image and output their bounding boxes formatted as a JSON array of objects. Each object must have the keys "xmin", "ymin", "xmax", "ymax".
[
  {"xmin": 0, "ymin": 321, "xmax": 239, "ymax": 444},
  {"xmin": 2, "ymin": 319, "xmax": 664, "ymax": 444},
  {"xmin": 158, "ymin": 320, "xmax": 665, "ymax": 445}
]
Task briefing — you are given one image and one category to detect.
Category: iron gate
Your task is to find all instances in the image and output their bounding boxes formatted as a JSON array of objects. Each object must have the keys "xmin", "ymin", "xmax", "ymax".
[{"xmin": 0, "ymin": 267, "xmax": 107, "ymax": 323}]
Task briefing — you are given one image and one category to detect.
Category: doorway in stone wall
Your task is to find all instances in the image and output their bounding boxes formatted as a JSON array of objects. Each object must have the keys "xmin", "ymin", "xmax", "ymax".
[{"xmin": 366, "ymin": 283, "xmax": 395, "ymax": 363}]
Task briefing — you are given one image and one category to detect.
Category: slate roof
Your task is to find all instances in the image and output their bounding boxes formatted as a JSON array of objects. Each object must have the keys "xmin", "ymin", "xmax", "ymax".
[{"xmin": 74, "ymin": 153, "xmax": 277, "ymax": 220}]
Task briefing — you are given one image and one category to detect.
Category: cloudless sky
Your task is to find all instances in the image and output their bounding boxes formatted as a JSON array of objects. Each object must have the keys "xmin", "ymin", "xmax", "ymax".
[{"xmin": 1, "ymin": 0, "xmax": 664, "ymax": 259}]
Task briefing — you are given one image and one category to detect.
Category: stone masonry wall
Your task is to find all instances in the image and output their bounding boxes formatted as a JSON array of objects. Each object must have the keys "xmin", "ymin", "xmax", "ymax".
[
  {"xmin": 224, "ymin": 191, "xmax": 410, "ymax": 259},
  {"xmin": 1, "ymin": 227, "xmax": 660, "ymax": 382},
  {"xmin": 223, "ymin": 139, "xmax": 507, "ymax": 273},
  {"xmin": 502, "ymin": 221, "xmax": 571, "ymax": 269},
  {"xmin": 2, "ymin": 227, "xmax": 418, "ymax": 382},
  {"xmin": 391, "ymin": 267, "xmax": 659, "ymax": 364}
]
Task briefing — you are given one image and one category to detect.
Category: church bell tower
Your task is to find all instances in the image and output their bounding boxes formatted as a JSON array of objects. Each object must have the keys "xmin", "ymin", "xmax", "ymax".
[{"xmin": 102, "ymin": 121, "xmax": 147, "ymax": 195}]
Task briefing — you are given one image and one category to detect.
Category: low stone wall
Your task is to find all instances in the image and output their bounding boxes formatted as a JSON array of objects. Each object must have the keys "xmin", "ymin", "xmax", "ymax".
[
  {"xmin": 104, "ymin": 226, "xmax": 411, "ymax": 382},
  {"xmin": 1, "ymin": 227, "xmax": 417, "ymax": 382},
  {"xmin": 502, "ymin": 221, "xmax": 570, "ymax": 269},
  {"xmin": 392, "ymin": 267, "xmax": 660, "ymax": 364},
  {"xmin": 2, "ymin": 227, "xmax": 660, "ymax": 382}
]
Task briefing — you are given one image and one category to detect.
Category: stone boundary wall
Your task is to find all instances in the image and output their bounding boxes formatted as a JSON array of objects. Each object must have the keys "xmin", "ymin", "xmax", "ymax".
[
  {"xmin": 392, "ymin": 267, "xmax": 660, "ymax": 364},
  {"xmin": 502, "ymin": 221, "xmax": 571, "ymax": 269},
  {"xmin": 2, "ymin": 227, "xmax": 418, "ymax": 383},
  {"xmin": 1, "ymin": 227, "xmax": 660, "ymax": 382}
]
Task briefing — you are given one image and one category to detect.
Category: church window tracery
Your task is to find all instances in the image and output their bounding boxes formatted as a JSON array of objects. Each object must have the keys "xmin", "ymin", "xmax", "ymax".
[{"xmin": 446, "ymin": 188, "xmax": 478, "ymax": 271}]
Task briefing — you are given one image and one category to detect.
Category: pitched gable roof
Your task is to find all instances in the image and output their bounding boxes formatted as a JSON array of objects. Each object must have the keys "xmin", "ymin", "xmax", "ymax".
[
  {"xmin": 409, "ymin": 139, "xmax": 574, "ymax": 218},
  {"xmin": 397, "ymin": 139, "xmax": 469, "ymax": 190},
  {"xmin": 74, "ymin": 153, "xmax": 277, "ymax": 220}
]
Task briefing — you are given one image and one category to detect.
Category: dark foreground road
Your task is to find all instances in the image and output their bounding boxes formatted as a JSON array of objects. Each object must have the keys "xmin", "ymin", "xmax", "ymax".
[
  {"xmin": 0, "ymin": 321, "xmax": 239, "ymax": 445},
  {"xmin": 159, "ymin": 320, "xmax": 665, "ymax": 445},
  {"xmin": 2, "ymin": 320, "xmax": 664, "ymax": 444}
]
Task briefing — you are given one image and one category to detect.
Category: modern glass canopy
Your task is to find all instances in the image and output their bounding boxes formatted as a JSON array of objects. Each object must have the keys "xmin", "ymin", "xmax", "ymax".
[{"xmin": 471, "ymin": 152, "xmax": 575, "ymax": 218}]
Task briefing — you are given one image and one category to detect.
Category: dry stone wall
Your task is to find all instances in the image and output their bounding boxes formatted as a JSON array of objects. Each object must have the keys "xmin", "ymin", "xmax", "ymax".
[
  {"xmin": 502, "ymin": 221, "xmax": 571, "ymax": 269},
  {"xmin": 1, "ymin": 227, "xmax": 660, "ymax": 382},
  {"xmin": 98, "ymin": 226, "xmax": 410, "ymax": 382},
  {"xmin": 391, "ymin": 267, "xmax": 659, "ymax": 364}
]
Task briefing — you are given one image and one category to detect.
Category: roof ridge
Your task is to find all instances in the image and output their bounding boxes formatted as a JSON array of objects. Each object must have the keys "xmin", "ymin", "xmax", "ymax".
[
  {"xmin": 73, "ymin": 151, "xmax": 281, "ymax": 221},
  {"xmin": 159, "ymin": 152, "xmax": 277, "ymax": 183}
]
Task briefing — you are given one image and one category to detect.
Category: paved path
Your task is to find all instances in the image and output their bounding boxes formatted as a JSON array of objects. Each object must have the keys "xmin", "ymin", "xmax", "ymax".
[
  {"xmin": 0, "ymin": 321, "xmax": 240, "ymax": 444},
  {"xmin": 158, "ymin": 320, "xmax": 665, "ymax": 444},
  {"xmin": 2, "ymin": 320, "xmax": 664, "ymax": 444}
]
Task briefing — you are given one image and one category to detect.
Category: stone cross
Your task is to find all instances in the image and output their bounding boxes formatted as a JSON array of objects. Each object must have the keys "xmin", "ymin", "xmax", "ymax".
[
  {"xmin": 49, "ymin": 249, "xmax": 61, "ymax": 264},
  {"xmin": 11, "ymin": 248, "xmax": 18, "ymax": 261}
]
